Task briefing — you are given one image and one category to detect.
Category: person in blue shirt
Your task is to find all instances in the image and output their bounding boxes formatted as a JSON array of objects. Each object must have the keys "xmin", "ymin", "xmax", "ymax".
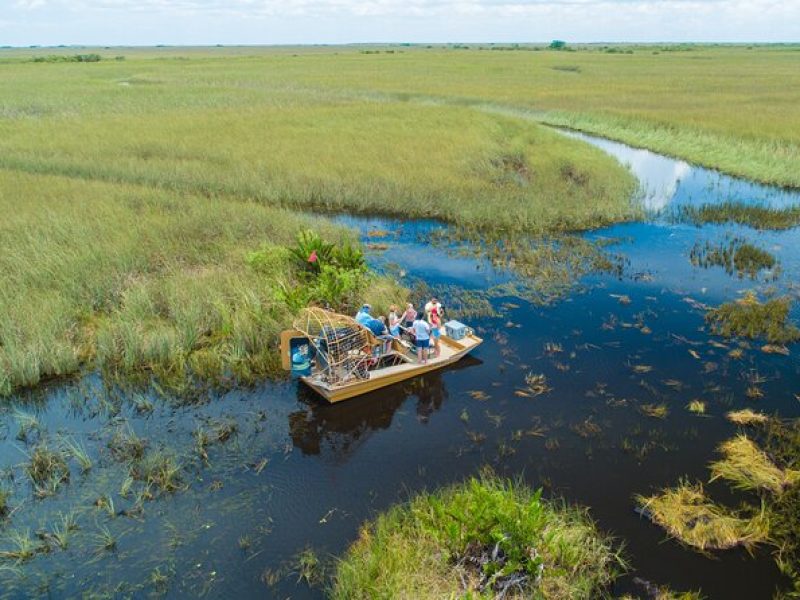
[{"xmin": 355, "ymin": 304, "xmax": 372, "ymax": 326}]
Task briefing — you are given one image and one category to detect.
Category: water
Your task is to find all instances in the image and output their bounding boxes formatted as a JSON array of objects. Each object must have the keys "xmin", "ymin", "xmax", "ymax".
[{"xmin": 1, "ymin": 136, "xmax": 799, "ymax": 599}]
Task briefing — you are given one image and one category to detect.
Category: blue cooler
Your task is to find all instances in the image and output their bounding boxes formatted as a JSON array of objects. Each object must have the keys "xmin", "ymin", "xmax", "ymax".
[{"xmin": 444, "ymin": 320, "xmax": 469, "ymax": 340}]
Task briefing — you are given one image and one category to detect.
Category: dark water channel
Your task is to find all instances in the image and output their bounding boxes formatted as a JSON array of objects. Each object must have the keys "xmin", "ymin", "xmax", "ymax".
[{"xmin": 1, "ymin": 135, "xmax": 800, "ymax": 599}]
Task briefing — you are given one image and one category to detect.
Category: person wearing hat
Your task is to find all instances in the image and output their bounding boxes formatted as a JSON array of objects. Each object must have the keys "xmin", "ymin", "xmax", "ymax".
[{"xmin": 355, "ymin": 303, "xmax": 372, "ymax": 327}]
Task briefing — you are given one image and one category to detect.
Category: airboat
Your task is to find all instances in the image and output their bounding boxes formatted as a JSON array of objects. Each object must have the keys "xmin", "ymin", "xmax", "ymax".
[{"xmin": 280, "ymin": 308, "xmax": 482, "ymax": 403}]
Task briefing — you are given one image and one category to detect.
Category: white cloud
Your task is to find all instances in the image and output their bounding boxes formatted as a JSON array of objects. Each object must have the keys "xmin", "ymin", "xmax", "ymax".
[{"xmin": 1, "ymin": 0, "xmax": 799, "ymax": 44}]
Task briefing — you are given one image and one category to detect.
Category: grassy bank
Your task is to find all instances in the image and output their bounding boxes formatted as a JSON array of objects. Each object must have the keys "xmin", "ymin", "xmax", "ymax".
[
  {"xmin": 0, "ymin": 170, "xmax": 404, "ymax": 396},
  {"xmin": 331, "ymin": 473, "xmax": 624, "ymax": 599},
  {"xmin": 0, "ymin": 101, "xmax": 637, "ymax": 234}
]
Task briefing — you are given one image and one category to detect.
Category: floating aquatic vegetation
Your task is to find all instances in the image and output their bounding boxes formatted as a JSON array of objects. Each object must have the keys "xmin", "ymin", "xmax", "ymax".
[
  {"xmin": 544, "ymin": 437, "xmax": 560, "ymax": 451},
  {"xmin": 686, "ymin": 400, "xmax": 706, "ymax": 415},
  {"xmin": 761, "ymin": 344, "xmax": 790, "ymax": 355},
  {"xmin": 726, "ymin": 409, "xmax": 769, "ymax": 426},
  {"xmin": 108, "ymin": 426, "xmax": 147, "ymax": 462},
  {"xmin": 12, "ymin": 410, "xmax": 41, "ymax": 444},
  {"xmin": 640, "ymin": 404, "xmax": 669, "ymax": 419},
  {"xmin": 459, "ymin": 409, "xmax": 470, "ymax": 423},
  {"xmin": 709, "ymin": 435, "xmax": 799, "ymax": 496},
  {"xmin": 690, "ymin": 237, "xmax": 778, "ymax": 280},
  {"xmin": 0, "ymin": 487, "xmax": 9, "ymax": 519},
  {"xmin": 705, "ymin": 292, "xmax": 800, "ymax": 345},
  {"xmin": 485, "ymin": 410, "xmax": 505, "ymax": 428},
  {"xmin": 26, "ymin": 444, "xmax": 70, "ymax": 498},
  {"xmin": 543, "ymin": 342, "xmax": 563, "ymax": 355},
  {"xmin": 130, "ymin": 451, "xmax": 185, "ymax": 496},
  {"xmin": 571, "ymin": 418, "xmax": 602, "ymax": 438},
  {"xmin": 688, "ymin": 349, "xmax": 701, "ymax": 360},
  {"xmin": 467, "ymin": 390, "xmax": 490, "ymax": 401},
  {"xmin": 662, "ymin": 379, "xmax": 685, "ymax": 391},
  {"xmin": 521, "ymin": 372, "xmax": 552, "ymax": 397},
  {"xmin": 635, "ymin": 481, "xmax": 769, "ymax": 551},
  {"xmin": 294, "ymin": 547, "xmax": 324, "ymax": 587},
  {"xmin": 465, "ymin": 431, "xmax": 487, "ymax": 445},
  {"xmin": 728, "ymin": 348, "xmax": 744, "ymax": 360},
  {"xmin": 679, "ymin": 202, "xmax": 800, "ymax": 231},
  {"xmin": 745, "ymin": 386, "xmax": 764, "ymax": 400},
  {"xmin": 610, "ymin": 294, "xmax": 631, "ymax": 305},
  {"xmin": 0, "ymin": 529, "xmax": 45, "ymax": 563},
  {"xmin": 631, "ymin": 364, "xmax": 653, "ymax": 374},
  {"xmin": 61, "ymin": 437, "xmax": 92, "ymax": 473}
]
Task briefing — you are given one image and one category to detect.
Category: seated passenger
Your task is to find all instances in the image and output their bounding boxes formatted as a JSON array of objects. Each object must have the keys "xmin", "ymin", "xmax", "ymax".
[{"xmin": 355, "ymin": 303, "xmax": 372, "ymax": 326}]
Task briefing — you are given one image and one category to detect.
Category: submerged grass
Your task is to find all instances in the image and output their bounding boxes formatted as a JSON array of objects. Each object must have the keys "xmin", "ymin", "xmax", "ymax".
[
  {"xmin": 636, "ymin": 481, "xmax": 769, "ymax": 551},
  {"xmin": 705, "ymin": 292, "xmax": 800, "ymax": 345},
  {"xmin": 331, "ymin": 473, "xmax": 624, "ymax": 599}
]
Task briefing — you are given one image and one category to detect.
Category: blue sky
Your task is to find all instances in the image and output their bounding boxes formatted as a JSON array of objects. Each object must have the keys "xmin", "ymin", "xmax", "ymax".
[{"xmin": 2, "ymin": 0, "xmax": 799, "ymax": 46}]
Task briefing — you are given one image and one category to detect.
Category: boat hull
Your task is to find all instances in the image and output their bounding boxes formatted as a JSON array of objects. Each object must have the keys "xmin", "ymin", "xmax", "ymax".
[{"xmin": 300, "ymin": 333, "xmax": 482, "ymax": 403}]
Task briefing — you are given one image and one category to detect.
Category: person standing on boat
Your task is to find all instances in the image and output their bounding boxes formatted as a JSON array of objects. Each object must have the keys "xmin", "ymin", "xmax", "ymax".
[
  {"xmin": 429, "ymin": 306, "xmax": 442, "ymax": 358},
  {"xmin": 425, "ymin": 297, "xmax": 442, "ymax": 323},
  {"xmin": 412, "ymin": 315, "xmax": 431, "ymax": 364},
  {"xmin": 388, "ymin": 305, "xmax": 402, "ymax": 337},
  {"xmin": 402, "ymin": 303, "xmax": 417, "ymax": 329}
]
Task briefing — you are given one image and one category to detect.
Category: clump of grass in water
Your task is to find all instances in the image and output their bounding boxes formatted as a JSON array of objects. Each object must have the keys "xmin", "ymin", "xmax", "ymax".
[
  {"xmin": 331, "ymin": 472, "xmax": 625, "ymax": 599},
  {"xmin": 0, "ymin": 529, "xmax": 45, "ymax": 563},
  {"xmin": 679, "ymin": 203, "xmax": 800, "ymax": 230},
  {"xmin": 25, "ymin": 444, "xmax": 70, "ymax": 498},
  {"xmin": 108, "ymin": 426, "xmax": 147, "ymax": 462},
  {"xmin": 294, "ymin": 547, "xmax": 324, "ymax": 586},
  {"xmin": 131, "ymin": 451, "xmax": 185, "ymax": 496},
  {"xmin": 686, "ymin": 400, "xmax": 706, "ymax": 415},
  {"xmin": 640, "ymin": 403, "xmax": 669, "ymax": 419},
  {"xmin": 727, "ymin": 409, "xmax": 770, "ymax": 426},
  {"xmin": 689, "ymin": 237, "xmax": 777, "ymax": 279},
  {"xmin": 705, "ymin": 292, "xmax": 800, "ymax": 345},
  {"xmin": 0, "ymin": 487, "xmax": 10, "ymax": 519},
  {"xmin": 710, "ymin": 435, "xmax": 800, "ymax": 496},
  {"xmin": 635, "ymin": 481, "xmax": 769, "ymax": 551}
]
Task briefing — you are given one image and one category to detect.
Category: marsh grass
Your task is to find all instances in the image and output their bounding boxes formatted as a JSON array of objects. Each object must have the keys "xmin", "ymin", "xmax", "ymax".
[
  {"xmin": 61, "ymin": 437, "xmax": 93, "ymax": 473},
  {"xmin": 640, "ymin": 404, "xmax": 669, "ymax": 419},
  {"xmin": 331, "ymin": 473, "xmax": 624, "ymax": 599},
  {"xmin": 0, "ymin": 529, "xmax": 45, "ymax": 563},
  {"xmin": 25, "ymin": 444, "xmax": 70, "ymax": 498},
  {"xmin": 705, "ymin": 292, "xmax": 800, "ymax": 345},
  {"xmin": 680, "ymin": 203, "xmax": 800, "ymax": 230},
  {"xmin": 686, "ymin": 400, "xmax": 707, "ymax": 415},
  {"xmin": 636, "ymin": 481, "xmax": 769, "ymax": 551},
  {"xmin": 108, "ymin": 426, "xmax": 147, "ymax": 462},
  {"xmin": 727, "ymin": 409, "xmax": 770, "ymax": 426},
  {"xmin": 709, "ymin": 435, "xmax": 799, "ymax": 495},
  {"xmin": 0, "ymin": 171, "xmax": 408, "ymax": 396},
  {"xmin": 0, "ymin": 487, "xmax": 9, "ymax": 519},
  {"xmin": 131, "ymin": 451, "xmax": 185, "ymax": 496},
  {"xmin": 690, "ymin": 238, "xmax": 777, "ymax": 279}
]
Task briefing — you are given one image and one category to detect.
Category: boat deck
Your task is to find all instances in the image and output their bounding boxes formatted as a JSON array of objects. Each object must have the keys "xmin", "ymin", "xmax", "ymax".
[{"xmin": 302, "ymin": 333, "xmax": 482, "ymax": 402}]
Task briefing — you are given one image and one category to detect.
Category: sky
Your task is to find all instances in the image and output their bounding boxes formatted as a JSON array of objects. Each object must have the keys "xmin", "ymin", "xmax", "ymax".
[{"xmin": 2, "ymin": 0, "xmax": 799, "ymax": 46}]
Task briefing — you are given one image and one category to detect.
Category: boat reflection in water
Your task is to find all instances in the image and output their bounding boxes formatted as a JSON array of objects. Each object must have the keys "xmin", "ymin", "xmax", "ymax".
[{"xmin": 288, "ymin": 355, "xmax": 482, "ymax": 458}]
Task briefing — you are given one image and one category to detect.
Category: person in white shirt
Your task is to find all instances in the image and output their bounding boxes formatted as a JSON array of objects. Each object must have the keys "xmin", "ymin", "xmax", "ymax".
[{"xmin": 412, "ymin": 316, "xmax": 431, "ymax": 364}]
